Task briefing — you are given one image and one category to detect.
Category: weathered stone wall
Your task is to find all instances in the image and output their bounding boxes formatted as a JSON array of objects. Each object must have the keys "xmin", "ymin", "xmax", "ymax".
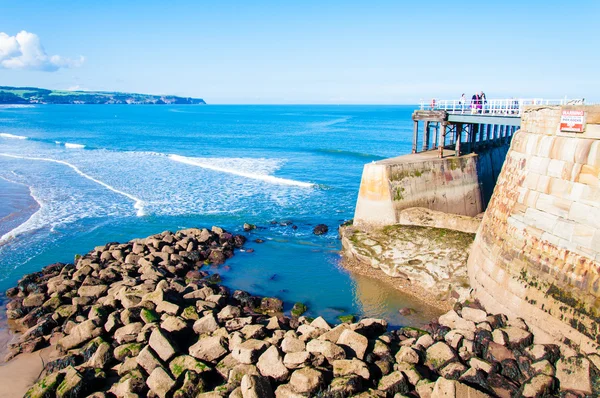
[
  {"xmin": 354, "ymin": 146, "xmax": 509, "ymax": 227},
  {"xmin": 468, "ymin": 105, "xmax": 600, "ymax": 353}
]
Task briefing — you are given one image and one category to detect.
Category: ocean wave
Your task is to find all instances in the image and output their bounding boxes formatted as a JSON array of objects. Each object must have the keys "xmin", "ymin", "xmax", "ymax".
[
  {"xmin": 0, "ymin": 153, "xmax": 146, "ymax": 217},
  {"xmin": 168, "ymin": 154, "xmax": 314, "ymax": 188},
  {"xmin": 0, "ymin": 133, "xmax": 28, "ymax": 140},
  {"xmin": 0, "ymin": 181, "xmax": 43, "ymax": 245},
  {"xmin": 64, "ymin": 142, "xmax": 86, "ymax": 149}
]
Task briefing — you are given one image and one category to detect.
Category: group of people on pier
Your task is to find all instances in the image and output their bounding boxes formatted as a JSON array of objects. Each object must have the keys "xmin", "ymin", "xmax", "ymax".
[{"xmin": 459, "ymin": 92, "xmax": 487, "ymax": 114}]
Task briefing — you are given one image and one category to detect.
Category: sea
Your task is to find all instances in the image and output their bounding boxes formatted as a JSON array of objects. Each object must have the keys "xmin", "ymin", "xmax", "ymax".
[{"xmin": 0, "ymin": 104, "xmax": 440, "ymax": 327}]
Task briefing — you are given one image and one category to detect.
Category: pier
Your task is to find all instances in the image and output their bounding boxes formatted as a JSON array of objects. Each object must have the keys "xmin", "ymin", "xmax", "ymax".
[{"xmin": 412, "ymin": 98, "xmax": 580, "ymax": 158}]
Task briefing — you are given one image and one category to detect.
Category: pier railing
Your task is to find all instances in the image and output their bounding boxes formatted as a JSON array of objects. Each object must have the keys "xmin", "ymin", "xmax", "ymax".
[{"xmin": 420, "ymin": 98, "xmax": 584, "ymax": 116}]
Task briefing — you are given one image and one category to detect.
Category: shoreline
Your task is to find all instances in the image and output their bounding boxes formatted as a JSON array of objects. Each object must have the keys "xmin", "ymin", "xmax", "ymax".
[
  {"xmin": 341, "ymin": 255, "xmax": 453, "ymax": 315},
  {"xmin": 0, "ymin": 177, "xmax": 41, "ymax": 244}
]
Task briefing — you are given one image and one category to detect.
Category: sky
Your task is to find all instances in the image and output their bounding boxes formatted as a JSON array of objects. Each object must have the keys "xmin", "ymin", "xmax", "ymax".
[{"xmin": 1, "ymin": 0, "xmax": 599, "ymax": 104}]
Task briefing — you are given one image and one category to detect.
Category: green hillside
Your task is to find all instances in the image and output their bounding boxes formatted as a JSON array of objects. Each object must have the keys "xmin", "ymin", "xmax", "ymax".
[{"xmin": 0, "ymin": 86, "xmax": 206, "ymax": 105}]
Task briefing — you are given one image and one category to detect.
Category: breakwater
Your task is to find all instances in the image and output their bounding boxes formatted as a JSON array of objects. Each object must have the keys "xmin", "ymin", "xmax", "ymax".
[
  {"xmin": 4, "ymin": 227, "xmax": 598, "ymax": 397},
  {"xmin": 468, "ymin": 105, "xmax": 600, "ymax": 354}
]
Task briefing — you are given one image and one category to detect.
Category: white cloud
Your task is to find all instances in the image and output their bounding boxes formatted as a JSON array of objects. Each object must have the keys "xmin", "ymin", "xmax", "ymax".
[{"xmin": 0, "ymin": 31, "xmax": 84, "ymax": 72}]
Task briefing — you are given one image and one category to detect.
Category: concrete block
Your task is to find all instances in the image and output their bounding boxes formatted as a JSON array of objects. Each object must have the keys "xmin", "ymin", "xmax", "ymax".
[
  {"xmin": 569, "ymin": 202, "xmax": 600, "ymax": 229},
  {"xmin": 528, "ymin": 156, "xmax": 550, "ymax": 175},
  {"xmin": 524, "ymin": 207, "xmax": 558, "ymax": 232},
  {"xmin": 535, "ymin": 193, "xmax": 571, "ymax": 219},
  {"xmin": 575, "ymin": 140, "xmax": 593, "ymax": 164},
  {"xmin": 547, "ymin": 159, "xmax": 565, "ymax": 178}
]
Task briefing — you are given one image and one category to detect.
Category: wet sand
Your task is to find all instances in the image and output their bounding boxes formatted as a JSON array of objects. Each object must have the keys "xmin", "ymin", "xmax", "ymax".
[
  {"xmin": 0, "ymin": 346, "xmax": 53, "ymax": 398},
  {"xmin": 0, "ymin": 177, "xmax": 39, "ymax": 240},
  {"xmin": 342, "ymin": 256, "xmax": 452, "ymax": 317}
]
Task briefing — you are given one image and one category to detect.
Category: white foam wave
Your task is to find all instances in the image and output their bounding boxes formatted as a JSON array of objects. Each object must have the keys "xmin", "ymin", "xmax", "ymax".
[
  {"xmin": 0, "ymin": 133, "xmax": 28, "ymax": 140},
  {"xmin": 0, "ymin": 153, "xmax": 146, "ymax": 217},
  {"xmin": 64, "ymin": 142, "xmax": 85, "ymax": 149},
  {"xmin": 0, "ymin": 181, "xmax": 43, "ymax": 244},
  {"xmin": 168, "ymin": 154, "xmax": 314, "ymax": 188}
]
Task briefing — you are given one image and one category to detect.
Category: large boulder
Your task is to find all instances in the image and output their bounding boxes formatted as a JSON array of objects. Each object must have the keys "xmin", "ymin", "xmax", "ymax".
[
  {"xmin": 147, "ymin": 367, "xmax": 176, "ymax": 398},
  {"xmin": 431, "ymin": 377, "xmax": 491, "ymax": 397},
  {"xmin": 306, "ymin": 339, "xmax": 345, "ymax": 360},
  {"xmin": 336, "ymin": 329, "xmax": 368, "ymax": 360},
  {"xmin": 288, "ymin": 367, "xmax": 323, "ymax": 395},
  {"xmin": 556, "ymin": 356, "xmax": 592, "ymax": 395},
  {"xmin": 149, "ymin": 328, "xmax": 177, "ymax": 362},
  {"xmin": 425, "ymin": 342, "xmax": 458, "ymax": 370},
  {"xmin": 240, "ymin": 374, "xmax": 274, "ymax": 398},
  {"xmin": 332, "ymin": 359, "xmax": 370, "ymax": 379},
  {"xmin": 232, "ymin": 339, "xmax": 270, "ymax": 364},
  {"xmin": 257, "ymin": 346, "xmax": 289, "ymax": 382},
  {"xmin": 189, "ymin": 336, "xmax": 228, "ymax": 363}
]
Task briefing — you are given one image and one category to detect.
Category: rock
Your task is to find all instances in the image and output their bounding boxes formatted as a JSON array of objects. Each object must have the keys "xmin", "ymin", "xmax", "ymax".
[
  {"xmin": 310, "ymin": 316, "xmax": 331, "ymax": 330},
  {"xmin": 190, "ymin": 336, "xmax": 228, "ymax": 363},
  {"xmin": 288, "ymin": 367, "xmax": 323, "ymax": 394},
  {"xmin": 243, "ymin": 223, "xmax": 256, "ymax": 231},
  {"xmin": 280, "ymin": 335, "xmax": 305, "ymax": 354},
  {"xmin": 525, "ymin": 344, "xmax": 559, "ymax": 363},
  {"xmin": 110, "ymin": 369, "xmax": 146, "ymax": 397},
  {"xmin": 283, "ymin": 351, "xmax": 310, "ymax": 369},
  {"xmin": 232, "ymin": 339, "xmax": 270, "ymax": 364},
  {"xmin": 431, "ymin": 377, "xmax": 491, "ymax": 397},
  {"xmin": 136, "ymin": 345, "xmax": 162, "ymax": 374},
  {"xmin": 378, "ymin": 371, "xmax": 410, "ymax": 396},
  {"xmin": 355, "ymin": 318, "xmax": 388, "ymax": 338},
  {"xmin": 149, "ymin": 328, "xmax": 177, "ymax": 362},
  {"xmin": 228, "ymin": 364, "xmax": 260, "ymax": 386},
  {"xmin": 77, "ymin": 285, "xmax": 108, "ymax": 298},
  {"xmin": 329, "ymin": 375, "xmax": 364, "ymax": 396},
  {"xmin": 395, "ymin": 346, "xmax": 420, "ymax": 364},
  {"xmin": 226, "ymin": 317, "xmax": 253, "ymax": 332},
  {"xmin": 313, "ymin": 224, "xmax": 329, "ymax": 235},
  {"xmin": 398, "ymin": 307, "xmax": 416, "ymax": 316},
  {"xmin": 416, "ymin": 334, "xmax": 435, "ymax": 349},
  {"xmin": 160, "ymin": 316, "xmax": 187, "ymax": 333},
  {"xmin": 491, "ymin": 329, "xmax": 507, "ymax": 345},
  {"xmin": 438, "ymin": 311, "xmax": 475, "ymax": 331},
  {"xmin": 240, "ymin": 374, "xmax": 274, "ymax": 398},
  {"xmin": 332, "ymin": 358, "xmax": 370, "ymax": 379},
  {"xmin": 194, "ymin": 313, "xmax": 220, "ymax": 335},
  {"xmin": 439, "ymin": 362, "xmax": 467, "ymax": 380},
  {"xmin": 218, "ymin": 305, "xmax": 241, "ymax": 322},
  {"xmin": 87, "ymin": 341, "xmax": 112, "ymax": 368},
  {"xmin": 170, "ymin": 355, "xmax": 211, "ymax": 379},
  {"xmin": 499, "ymin": 327, "xmax": 533, "ymax": 349},
  {"xmin": 274, "ymin": 384, "xmax": 305, "ymax": 398},
  {"xmin": 425, "ymin": 342, "xmax": 457, "ymax": 370},
  {"xmin": 319, "ymin": 324, "xmax": 351, "ymax": 343},
  {"xmin": 25, "ymin": 371, "xmax": 65, "ymax": 398},
  {"xmin": 337, "ymin": 329, "xmax": 368, "ymax": 359},
  {"xmin": 23, "ymin": 293, "xmax": 46, "ymax": 308},
  {"xmin": 469, "ymin": 357, "xmax": 494, "ymax": 373},
  {"xmin": 461, "ymin": 307, "xmax": 488, "ymax": 323},
  {"xmin": 484, "ymin": 340, "xmax": 515, "ymax": 363},
  {"xmin": 521, "ymin": 374, "xmax": 556, "ymax": 397},
  {"xmin": 241, "ymin": 325, "xmax": 266, "ymax": 340},
  {"xmin": 147, "ymin": 367, "xmax": 176, "ymax": 398},
  {"xmin": 395, "ymin": 362, "xmax": 422, "ymax": 386},
  {"xmin": 306, "ymin": 339, "xmax": 346, "ymax": 360},
  {"xmin": 530, "ymin": 359, "xmax": 555, "ymax": 376},
  {"xmin": 260, "ymin": 297, "xmax": 283, "ymax": 314},
  {"xmin": 290, "ymin": 303, "xmax": 307, "ymax": 318},
  {"xmin": 113, "ymin": 342, "xmax": 143, "ymax": 361},
  {"xmin": 56, "ymin": 366, "xmax": 83, "ymax": 398},
  {"xmin": 114, "ymin": 322, "xmax": 143, "ymax": 344},
  {"xmin": 257, "ymin": 346, "xmax": 289, "ymax": 382},
  {"xmin": 556, "ymin": 356, "xmax": 592, "ymax": 395},
  {"xmin": 58, "ymin": 319, "xmax": 102, "ymax": 350},
  {"xmin": 415, "ymin": 380, "xmax": 435, "ymax": 398}
]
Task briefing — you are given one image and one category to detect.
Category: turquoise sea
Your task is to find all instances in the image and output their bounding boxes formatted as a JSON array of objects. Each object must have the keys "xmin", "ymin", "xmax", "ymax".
[{"xmin": 0, "ymin": 104, "xmax": 439, "ymax": 326}]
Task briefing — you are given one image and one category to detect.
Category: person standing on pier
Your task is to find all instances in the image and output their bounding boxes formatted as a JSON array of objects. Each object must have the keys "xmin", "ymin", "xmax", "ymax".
[
  {"xmin": 480, "ymin": 91, "xmax": 487, "ymax": 113},
  {"xmin": 471, "ymin": 93, "xmax": 480, "ymax": 114},
  {"xmin": 460, "ymin": 93, "xmax": 466, "ymax": 113}
]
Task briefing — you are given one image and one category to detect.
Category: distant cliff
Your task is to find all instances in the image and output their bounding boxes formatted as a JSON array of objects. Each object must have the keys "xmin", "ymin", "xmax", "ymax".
[{"xmin": 0, "ymin": 86, "xmax": 206, "ymax": 105}]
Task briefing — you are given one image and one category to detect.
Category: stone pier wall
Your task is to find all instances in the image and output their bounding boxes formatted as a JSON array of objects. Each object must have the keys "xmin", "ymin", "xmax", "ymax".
[
  {"xmin": 354, "ymin": 146, "xmax": 509, "ymax": 227},
  {"xmin": 467, "ymin": 105, "xmax": 600, "ymax": 353}
]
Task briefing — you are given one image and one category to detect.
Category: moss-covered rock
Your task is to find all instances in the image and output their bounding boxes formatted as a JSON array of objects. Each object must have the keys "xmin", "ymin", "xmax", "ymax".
[
  {"xmin": 25, "ymin": 371, "xmax": 65, "ymax": 398},
  {"xmin": 291, "ymin": 303, "xmax": 307, "ymax": 318}
]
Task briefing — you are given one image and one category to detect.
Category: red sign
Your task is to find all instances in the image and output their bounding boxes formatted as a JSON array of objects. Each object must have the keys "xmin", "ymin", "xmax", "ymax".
[{"xmin": 560, "ymin": 110, "xmax": 586, "ymax": 133}]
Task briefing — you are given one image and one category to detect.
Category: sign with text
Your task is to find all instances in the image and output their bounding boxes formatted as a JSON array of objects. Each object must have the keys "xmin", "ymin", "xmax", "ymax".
[{"xmin": 560, "ymin": 110, "xmax": 586, "ymax": 133}]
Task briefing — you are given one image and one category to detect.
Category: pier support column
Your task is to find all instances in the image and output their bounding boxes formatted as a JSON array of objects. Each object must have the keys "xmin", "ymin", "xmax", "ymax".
[
  {"xmin": 486, "ymin": 124, "xmax": 492, "ymax": 146},
  {"xmin": 412, "ymin": 121, "xmax": 419, "ymax": 154},
  {"xmin": 422, "ymin": 121, "xmax": 430, "ymax": 151},
  {"xmin": 438, "ymin": 122, "xmax": 446, "ymax": 158},
  {"xmin": 455, "ymin": 123, "xmax": 463, "ymax": 157}
]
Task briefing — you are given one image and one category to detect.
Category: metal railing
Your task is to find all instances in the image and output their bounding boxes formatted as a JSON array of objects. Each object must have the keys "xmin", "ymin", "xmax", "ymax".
[{"xmin": 419, "ymin": 98, "xmax": 584, "ymax": 116}]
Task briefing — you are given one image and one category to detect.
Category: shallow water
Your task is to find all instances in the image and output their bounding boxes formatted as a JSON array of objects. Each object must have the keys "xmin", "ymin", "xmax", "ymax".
[{"xmin": 0, "ymin": 104, "xmax": 439, "ymax": 326}]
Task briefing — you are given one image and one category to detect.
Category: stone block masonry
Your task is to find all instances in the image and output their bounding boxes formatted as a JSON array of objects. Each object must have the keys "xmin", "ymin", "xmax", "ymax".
[
  {"xmin": 354, "ymin": 146, "xmax": 509, "ymax": 227},
  {"xmin": 468, "ymin": 105, "xmax": 600, "ymax": 353}
]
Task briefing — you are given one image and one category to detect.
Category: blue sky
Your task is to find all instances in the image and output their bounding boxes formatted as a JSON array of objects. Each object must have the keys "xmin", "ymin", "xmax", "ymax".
[{"xmin": 1, "ymin": 0, "xmax": 599, "ymax": 104}]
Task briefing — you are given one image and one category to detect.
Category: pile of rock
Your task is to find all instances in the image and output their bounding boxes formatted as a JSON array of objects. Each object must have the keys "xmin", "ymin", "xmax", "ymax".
[{"xmin": 3, "ymin": 227, "xmax": 599, "ymax": 398}]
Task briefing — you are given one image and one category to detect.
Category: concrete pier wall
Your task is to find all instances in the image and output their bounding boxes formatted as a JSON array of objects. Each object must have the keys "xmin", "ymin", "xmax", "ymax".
[
  {"xmin": 354, "ymin": 146, "xmax": 509, "ymax": 227},
  {"xmin": 467, "ymin": 105, "xmax": 600, "ymax": 353}
]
